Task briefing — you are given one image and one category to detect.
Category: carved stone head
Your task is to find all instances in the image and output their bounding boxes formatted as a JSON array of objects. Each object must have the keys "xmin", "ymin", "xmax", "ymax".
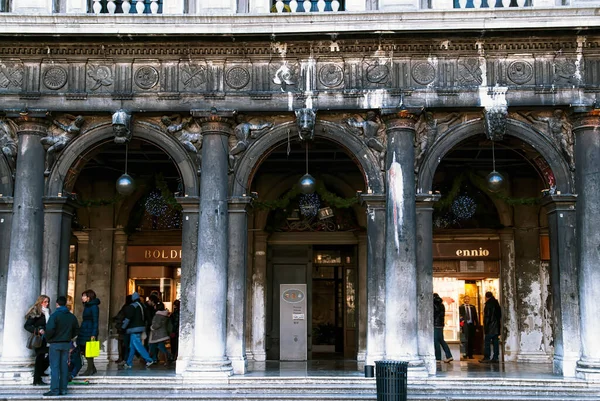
[
  {"xmin": 295, "ymin": 108, "xmax": 316, "ymax": 142},
  {"xmin": 112, "ymin": 109, "xmax": 132, "ymax": 144}
]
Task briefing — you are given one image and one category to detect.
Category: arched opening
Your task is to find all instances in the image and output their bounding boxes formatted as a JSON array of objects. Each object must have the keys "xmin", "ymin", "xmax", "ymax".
[
  {"xmin": 429, "ymin": 129, "xmax": 558, "ymax": 365},
  {"xmin": 245, "ymin": 130, "xmax": 373, "ymax": 363}
]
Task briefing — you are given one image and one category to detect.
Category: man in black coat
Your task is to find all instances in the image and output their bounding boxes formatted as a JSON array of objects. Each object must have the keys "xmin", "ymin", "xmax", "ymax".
[
  {"xmin": 459, "ymin": 295, "xmax": 479, "ymax": 359},
  {"xmin": 480, "ymin": 291, "xmax": 502, "ymax": 363},
  {"xmin": 43, "ymin": 296, "xmax": 79, "ymax": 397}
]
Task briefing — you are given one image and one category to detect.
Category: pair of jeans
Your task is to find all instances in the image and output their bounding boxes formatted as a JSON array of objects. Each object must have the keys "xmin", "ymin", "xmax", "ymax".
[
  {"xmin": 149, "ymin": 341, "xmax": 172, "ymax": 362},
  {"xmin": 48, "ymin": 342, "xmax": 70, "ymax": 395},
  {"xmin": 434, "ymin": 327, "xmax": 452, "ymax": 360},
  {"xmin": 126, "ymin": 332, "xmax": 153, "ymax": 366},
  {"xmin": 483, "ymin": 333, "xmax": 500, "ymax": 360},
  {"xmin": 69, "ymin": 346, "xmax": 83, "ymax": 378}
]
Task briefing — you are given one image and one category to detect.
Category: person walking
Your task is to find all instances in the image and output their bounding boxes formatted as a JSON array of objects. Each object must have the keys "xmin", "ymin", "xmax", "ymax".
[
  {"xmin": 459, "ymin": 295, "xmax": 479, "ymax": 359},
  {"xmin": 480, "ymin": 291, "xmax": 502, "ymax": 363},
  {"xmin": 148, "ymin": 302, "xmax": 174, "ymax": 366},
  {"xmin": 71, "ymin": 289, "xmax": 100, "ymax": 378},
  {"xmin": 120, "ymin": 292, "xmax": 155, "ymax": 369},
  {"xmin": 169, "ymin": 299, "xmax": 180, "ymax": 360},
  {"xmin": 24, "ymin": 295, "xmax": 51, "ymax": 385},
  {"xmin": 433, "ymin": 293, "xmax": 453, "ymax": 363},
  {"xmin": 112, "ymin": 295, "xmax": 132, "ymax": 364},
  {"xmin": 43, "ymin": 296, "xmax": 79, "ymax": 397}
]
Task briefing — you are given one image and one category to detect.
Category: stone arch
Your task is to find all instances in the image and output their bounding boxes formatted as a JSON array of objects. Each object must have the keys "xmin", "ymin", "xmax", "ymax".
[
  {"xmin": 231, "ymin": 120, "xmax": 385, "ymax": 197},
  {"xmin": 46, "ymin": 120, "xmax": 199, "ymax": 197},
  {"xmin": 417, "ymin": 118, "xmax": 574, "ymax": 195}
]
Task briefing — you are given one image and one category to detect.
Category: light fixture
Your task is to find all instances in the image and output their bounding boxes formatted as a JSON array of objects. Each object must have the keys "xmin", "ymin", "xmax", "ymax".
[
  {"xmin": 116, "ymin": 142, "xmax": 135, "ymax": 196},
  {"xmin": 486, "ymin": 139, "xmax": 504, "ymax": 193},
  {"xmin": 298, "ymin": 142, "xmax": 316, "ymax": 194}
]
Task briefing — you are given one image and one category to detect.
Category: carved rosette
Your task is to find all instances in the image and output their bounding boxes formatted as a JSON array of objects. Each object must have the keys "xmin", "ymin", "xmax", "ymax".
[
  {"xmin": 484, "ymin": 106, "xmax": 508, "ymax": 141},
  {"xmin": 43, "ymin": 66, "xmax": 68, "ymax": 90}
]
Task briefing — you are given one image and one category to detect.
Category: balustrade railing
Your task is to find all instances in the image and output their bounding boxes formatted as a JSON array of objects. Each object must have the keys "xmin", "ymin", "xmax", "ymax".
[
  {"xmin": 271, "ymin": 0, "xmax": 344, "ymax": 12},
  {"xmin": 90, "ymin": 0, "xmax": 163, "ymax": 14},
  {"xmin": 452, "ymin": 0, "xmax": 531, "ymax": 7}
]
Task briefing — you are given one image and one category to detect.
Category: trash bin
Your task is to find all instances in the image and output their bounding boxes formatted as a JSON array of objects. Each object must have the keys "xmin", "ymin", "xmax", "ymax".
[{"xmin": 375, "ymin": 360, "xmax": 408, "ymax": 401}]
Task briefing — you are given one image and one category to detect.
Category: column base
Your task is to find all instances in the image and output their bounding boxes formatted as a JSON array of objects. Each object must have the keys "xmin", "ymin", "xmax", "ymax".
[
  {"xmin": 406, "ymin": 359, "xmax": 429, "ymax": 378},
  {"xmin": 421, "ymin": 354, "xmax": 436, "ymax": 375},
  {"xmin": 183, "ymin": 357, "xmax": 233, "ymax": 378},
  {"xmin": 576, "ymin": 359, "xmax": 600, "ymax": 381},
  {"xmin": 365, "ymin": 352, "xmax": 385, "ymax": 366},
  {"xmin": 229, "ymin": 356, "xmax": 248, "ymax": 375},
  {"xmin": 0, "ymin": 357, "xmax": 34, "ymax": 384},
  {"xmin": 249, "ymin": 349, "xmax": 267, "ymax": 362},
  {"xmin": 554, "ymin": 353, "xmax": 579, "ymax": 377},
  {"xmin": 517, "ymin": 350, "xmax": 552, "ymax": 364}
]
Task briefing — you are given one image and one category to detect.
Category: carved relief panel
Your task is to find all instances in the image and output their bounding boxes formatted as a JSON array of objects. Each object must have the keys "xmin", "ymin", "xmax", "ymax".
[
  {"xmin": 503, "ymin": 57, "xmax": 535, "ymax": 86},
  {"xmin": 86, "ymin": 61, "xmax": 115, "ymax": 93},
  {"xmin": 133, "ymin": 60, "xmax": 161, "ymax": 92},
  {"xmin": 362, "ymin": 57, "xmax": 391, "ymax": 89},
  {"xmin": 0, "ymin": 60, "xmax": 24, "ymax": 92},
  {"xmin": 316, "ymin": 58, "xmax": 345, "ymax": 91},
  {"xmin": 269, "ymin": 60, "xmax": 299, "ymax": 92},
  {"xmin": 179, "ymin": 61, "xmax": 208, "ymax": 93},
  {"xmin": 224, "ymin": 62, "xmax": 252, "ymax": 92},
  {"xmin": 410, "ymin": 58, "xmax": 437, "ymax": 87},
  {"xmin": 41, "ymin": 60, "xmax": 70, "ymax": 93}
]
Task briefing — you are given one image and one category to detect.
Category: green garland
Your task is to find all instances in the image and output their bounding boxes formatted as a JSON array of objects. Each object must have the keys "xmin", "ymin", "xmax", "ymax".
[
  {"xmin": 435, "ymin": 171, "xmax": 540, "ymax": 211},
  {"xmin": 155, "ymin": 173, "xmax": 182, "ymax": 211},
  {"xmin": 76, "ymin": 194, "xmax": 123, "ymax": 208},
  {"xmin": 254, "ymin": 181, "xmax": 358, "ymax": 211}
]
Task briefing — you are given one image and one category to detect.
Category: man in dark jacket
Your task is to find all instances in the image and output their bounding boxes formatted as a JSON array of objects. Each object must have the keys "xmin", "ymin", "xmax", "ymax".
[
  {"xmin": 120, "ymin": 292, "xmax": 155, "ymax": 369},
  {"xmin": 480, "ymin": 291, "xmax": 502, "ymax": 363},
  {"xmin": 43, "ymin": 296, "xmax": 79, "ymax": 397},
  {"xmin": 459, "ymin": 295, "xmax": 479, "ymax": 359}
]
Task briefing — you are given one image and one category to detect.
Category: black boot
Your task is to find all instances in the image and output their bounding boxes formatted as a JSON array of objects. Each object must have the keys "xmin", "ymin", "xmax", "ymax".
[{"xmin": 82, "ymin": 358, "xmax": 97, "ymax": 376}]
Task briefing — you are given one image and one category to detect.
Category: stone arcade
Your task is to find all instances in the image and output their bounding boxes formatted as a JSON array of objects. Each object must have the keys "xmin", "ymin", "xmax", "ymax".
[{"xmin": 0, "ymin": 32, "xmax": 599, "ymax": 385}]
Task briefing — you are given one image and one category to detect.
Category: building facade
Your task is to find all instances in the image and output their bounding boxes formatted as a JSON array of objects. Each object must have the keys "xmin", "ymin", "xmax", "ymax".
[{"xmin": 0, "ymin": 0, "xmax": 600, "ymax": 384}]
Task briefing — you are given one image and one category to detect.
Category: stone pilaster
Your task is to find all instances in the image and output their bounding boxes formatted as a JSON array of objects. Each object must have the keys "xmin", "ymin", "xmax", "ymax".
[
  {"xmin": 356, "ymin": 232, "xmax": 368, "ymax": 362},
  {"xmin": 381, "ymin": 111, "xmax": 427, "ymax": 376},
  {"xmin": 359, "ymin": 193, "xmax": 386, "ymax": 366},
  {"xmin": 185, "ymin": 110, "xmax": 234, "ymax": 376},
  {"xmin": 109, "ymin": 228, "xmax": 128, "ymax": 362},
  {"xmin": 0, "ymin": 110, "xmax": 48, "ymax": 383},
  {"xmin": 249, "ymin": 232, "xmax": 268, "ymax": 362},
  {"xmin": 41, "ymin": 196, "xmax": 77, "ymax": 304},
  {"xmin": 573, "ymin": 112, "xmax": 600, "ymax": 381},
  {"xmin": 416, "ymin": 193, "xmax": 440, "ymax": 376},
  {"xmin": 0, "ymin": 197, "xmax": 13, "ymax": 356},
  {"xmin": 541, "ymin": 195, "xmax": 580, "ymax": 377},
  {"xmin": 226, "ymin": 196, "xmax": 252, "ymax": 374},
  {"xmin": 72, "ymin": 231, "xmax": 89, "ymax": 319},
  {"xmin": 175, "ymin": 196, "xmax": 199, "ymax": 374}
]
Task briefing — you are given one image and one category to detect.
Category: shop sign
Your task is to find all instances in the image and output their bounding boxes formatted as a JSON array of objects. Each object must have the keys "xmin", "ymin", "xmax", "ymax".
[
  {"xmin": 127, "ymin": 246, "xmax": 182, "ymax": 263},
  {"xmin": 433, "ymin": 241, "xmax": 500, "ymax": 260}
]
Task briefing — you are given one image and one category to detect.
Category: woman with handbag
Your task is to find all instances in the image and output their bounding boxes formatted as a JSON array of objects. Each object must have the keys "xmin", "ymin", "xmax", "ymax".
[
  {"xmin": 71, "ymin": 289, "xmax": 100, "ymax": 378},
  {"xmin": 24, "ymin": 295, "xmax": 51, "ymax": 385}
]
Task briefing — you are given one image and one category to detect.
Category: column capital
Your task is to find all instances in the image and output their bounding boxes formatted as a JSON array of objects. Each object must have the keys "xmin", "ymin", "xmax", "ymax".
[
  {"xmin": 228, "ymin": 195, "xmax": 253, "ymax": 213},
  {"xmin": 191, "ymin": 108, "xmax": 235, "ymax": 134},
  {"xmin": 541, "ymin": 194, "xmax": 577, "ymax": 213},
  {"xmin": 359, "ymin": 193, "xmax": 385, "ymax": 209},
  {"xmin": 4, "ymin": 109, "xmax": 50, "ymax": 136},
  {"xmin": 380, "ymin": 107, "xmax": 419, "ymax": 130},
  {"xmin": 416, "ymin": 192, "xmax": 441, "ymax": 208},
  {"xmin": 176, "ymin": 196, "xmax": 200, "ymax": 211},
  {"xmin": 42, "ymin": 196, "xmax": 79, "ymax": 213},
  {"xmin": 572, "ymin": 109, "xmax": 600, "ymax": 132},
  {"xmin": 72, "ymin": 230, "xmax": 90, "ymax": 244}
]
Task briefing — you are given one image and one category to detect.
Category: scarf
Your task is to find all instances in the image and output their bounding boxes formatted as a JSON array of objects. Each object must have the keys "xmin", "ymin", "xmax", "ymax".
[{"xmin": 41, "ymin": 307, "xmax": 50, "ymax": 323}]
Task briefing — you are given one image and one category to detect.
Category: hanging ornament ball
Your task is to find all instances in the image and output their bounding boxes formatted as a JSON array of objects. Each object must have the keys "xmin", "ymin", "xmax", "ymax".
[
  {"xmin": 298, "ymin": 173, "xmax": 316, "ymax": 194},
  {"xmin": 116, "ymin": 173, "xmax": 136, "ymax": 196},
  {"xmin": 486, "ymin": 171, "xmax": 505, "ymax": 193}
]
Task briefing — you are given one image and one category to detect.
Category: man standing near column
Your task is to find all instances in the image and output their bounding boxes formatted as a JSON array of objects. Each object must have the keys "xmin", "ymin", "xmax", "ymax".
[
  {"xmin": 459, "ymin": 296, "xmax": 479, "ymax": 359},
  {"xmin": 43, "ymin": 296, "xmax": 79, "ymax": 397},
  {"xmin": 480, "ymin": 292, "xmax": 501, "ymax": 364}
]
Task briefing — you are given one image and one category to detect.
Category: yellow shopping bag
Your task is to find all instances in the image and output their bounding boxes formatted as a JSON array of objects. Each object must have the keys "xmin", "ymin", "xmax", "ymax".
[{"xmin": 85, "ymin": 340, "xmax": 100, "ymax": 358}]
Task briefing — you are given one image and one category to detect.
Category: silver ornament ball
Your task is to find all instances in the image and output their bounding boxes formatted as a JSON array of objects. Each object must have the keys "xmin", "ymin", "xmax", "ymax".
[
  {"xmin": 116, "ymin": 173, "xmax": 136, "ymax": 196},
  {"xmin": 298, "ymin": 173, "xmax": 316, "ymax": 194},
  {"xmin": 486, "ymin": 171, "xmax": 504, "ymax": 193}
]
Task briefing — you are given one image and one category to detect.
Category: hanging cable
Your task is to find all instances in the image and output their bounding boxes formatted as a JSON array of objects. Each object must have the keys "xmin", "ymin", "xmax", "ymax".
[{"xmin": 491, "ymin": 140, "xmax": 496, "ymax": 172}]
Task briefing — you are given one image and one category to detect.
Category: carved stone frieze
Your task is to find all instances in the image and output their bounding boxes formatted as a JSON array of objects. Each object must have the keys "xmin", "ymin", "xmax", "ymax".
[
  {"xmin": 553, "ymin": 56, "xmax": 580, "ymax": 86},
  {"xmin": 517, "ymin": 109, "xmax": 575, "ymax": 171},
  {"xmin": 0, "ymin": 118, "xmax": 18, "ymax": 172},
  {"xmin": 41, "ymin": 114, "xmax": 84, "ymax": 176},
  {"xmin": 180, "ymin": 62, "xmax": 207, "ymax": 91},
  {"xmin": 271, "ymin": 61, "xmax": 298, "ymax": 92},
  {"xmin": 507, "ymin": 60, "xmax": 534, "ymax": 85},
  {"xmin": 411, "ymin": 61, "xmax": 435, "ymax": 86},
  {"xmin": 365, "ymin": 61, "xmax": 390, "ymax": 85},
  {"xmin": 318, "ymin": 63, "xmax": 344, "ymax": 89},
  {"xmin": 87, "ymin": 63, "xmax": 114, "ymax": 92},
  {"xmin": 42, "ymin": 66, "xmax": 68, "ymax": 90},
  {"xmin": 134, "ymin": 65, "xmax": 159, "ymax": 90},
  {"xmin": 457, "ymin": 57, "xmax": 483, "ymax": 85},
  {"xmin": 225, "ymin": 66, "xmax": 251, "ymax": 90}
]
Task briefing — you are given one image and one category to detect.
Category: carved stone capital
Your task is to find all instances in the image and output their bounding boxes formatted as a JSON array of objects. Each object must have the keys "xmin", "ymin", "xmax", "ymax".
[
  {"xmin": 381, "ymin": 109, "xmax": 419, "ymax": 131},
  {"xmin": 572, "ymin": 110, "xmax": 600, "ymax": 132},
  {"xmin": 4, "ymin": 109, "xmax": 50, "ymax": 136},
  {"xmin": 191, "ymin": 108, "xmax": 235, "ymax": 135}
]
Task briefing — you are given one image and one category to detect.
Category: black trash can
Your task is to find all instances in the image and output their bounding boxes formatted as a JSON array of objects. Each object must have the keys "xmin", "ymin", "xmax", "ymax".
[{"xmin": 375, "ymin": 360, "xmax": 408, "ymax": 401}]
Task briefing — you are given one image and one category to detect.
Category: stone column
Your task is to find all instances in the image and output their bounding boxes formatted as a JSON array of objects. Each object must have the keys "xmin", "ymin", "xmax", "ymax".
[
  {"xmin": 416, "ymin": 193, "xmax": 440, "ymax": 375},
  {"xmin": 0, "ymin": 197, "xmax": 14, "ymax": 356},
  {"xmin": 226, "ymin": 196, "xmax": 252, "ymax": 374},
  {"xmin": 186, "ymin": 111, "xmax": 233, "ymax": 376},
  {"xmin": 541, "ymin": 195, "xmax": 580, "ymax": 377},
  {"xmin": 356, "ymin": 232, "xmax": 368, "ymax": 362},
  {"xmin": 359, "ymin": 193, "xmax": 386, "ymax": 366},
  {"xmin": 41, "ymin": 196, "xmax": 77, "ymax": 303},
  {"xmin": 499, "ymin": 229, "xmax": 518, "ymax": 362},
  {"xmin": 0, "ymin": 111, "xmax": 47, "ymax": 381},
  {"xmin": 381, "ymin": 111, "xmax": 426, "ymax": 376},
  {"xmin": 175, "ymin": 196, "xmax": 199, "ymax": 375},
  {"xmin": 72, "ymin": 231, "xmax": 89, "ymax": 319},
  {"xmin": 250, "ymin": 231, "xmax": 268, "ymax": 362},
  {"xmin": 109, "ymin": 228, "xmax": 128, "ymax": 362},
  {"xmin": 574, "ymin": 112, "xmax": 600, "ymax": 381}
]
